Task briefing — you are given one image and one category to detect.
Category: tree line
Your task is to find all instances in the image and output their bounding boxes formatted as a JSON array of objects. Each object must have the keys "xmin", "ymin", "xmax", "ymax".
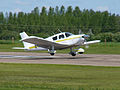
[{"xmin": 0, "ymin": 6, "xmax": 120, "ymax": 42}]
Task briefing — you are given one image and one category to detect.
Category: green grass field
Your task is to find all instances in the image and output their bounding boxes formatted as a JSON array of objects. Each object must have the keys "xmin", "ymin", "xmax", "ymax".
[
  {"xmin": 0, "ymin": 40, "xmax": 120, "ymax": 54},
  {"xmin": 84, "ymin": 42, "xmax": 120, "ymax": 54},
  {"xmin": 0, "ymin": 41, "xmax": 120, "ymax": 89},
  {"xmin": 0, "ymin": 63, "xmax": 120, "ymax": 90}
]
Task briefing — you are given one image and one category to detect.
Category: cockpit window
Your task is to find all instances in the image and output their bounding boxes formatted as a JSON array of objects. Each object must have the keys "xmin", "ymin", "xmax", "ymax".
[
  {"xmin": 59, "ymin": 34, "xmax": 64, "ymax": 39},
  {"xmin": 65, "ymin": 32, "xmax": 73, "ymax": 37},
  {"xmin": 53, "ymin": 36, "xmax": 57, "ymax": 40}
]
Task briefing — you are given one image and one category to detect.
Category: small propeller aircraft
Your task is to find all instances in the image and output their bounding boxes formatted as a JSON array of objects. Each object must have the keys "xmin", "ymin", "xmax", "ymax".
[{"xmin": 13, "ymin": 32, "xmax": 100, "ymax": 56}]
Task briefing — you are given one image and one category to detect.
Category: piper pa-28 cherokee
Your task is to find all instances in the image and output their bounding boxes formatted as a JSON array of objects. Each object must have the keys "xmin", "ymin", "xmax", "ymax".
[{"xmin": 13, "ymin": 32, "xmax": 100, "ymax": 56}]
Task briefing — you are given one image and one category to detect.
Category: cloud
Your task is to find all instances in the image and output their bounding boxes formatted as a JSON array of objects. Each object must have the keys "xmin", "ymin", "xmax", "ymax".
[
  {"xmin": 96, "ymin": 6, "xmax": 109, "ymax": 11},
  {"xmin": 15, "ymin": 0, "xmax": 29, "ymax": 5}
]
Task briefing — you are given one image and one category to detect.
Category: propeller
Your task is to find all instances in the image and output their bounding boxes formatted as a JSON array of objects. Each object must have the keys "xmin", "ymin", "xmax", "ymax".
[
  {"xmin": 79, "ymin": 28, "xmax": 93, "ymax": 35},
  {"xmin": 78, "ymin": 29, "xmax": 83, "ymax": 34},
  {"xmin": 88, "ymin": 29, "xmax": 94, "ymax": 35},
  {"xmin": 82, "ymin": 35, "xmax": 90, "ymax": 48},
  {"xmin": 78, "ymin": 29, "xmax": 90, "ymax": 49},
  {"xmin": 84, "ymin": 38, "xmax": 89, "ymax": 48},
  {"xmin": 78, "ymin": 29, "xmax": 94, "ymax": 48}
]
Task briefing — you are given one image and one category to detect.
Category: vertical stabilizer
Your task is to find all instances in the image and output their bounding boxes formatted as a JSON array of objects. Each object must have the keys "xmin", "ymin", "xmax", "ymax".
[
  {"xmin": 20, "ymin": 32, "xmax": 29, "ymax": 39},
  {"xmin": 20, "ymin": 32, "xmax": 35, "ymax": 49}
]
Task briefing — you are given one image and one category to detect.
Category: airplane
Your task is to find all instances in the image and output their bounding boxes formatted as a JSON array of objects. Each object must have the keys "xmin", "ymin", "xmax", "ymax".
[{"xmin": 13, "ymin": 32, "xmax": 100, "ymax": 56}]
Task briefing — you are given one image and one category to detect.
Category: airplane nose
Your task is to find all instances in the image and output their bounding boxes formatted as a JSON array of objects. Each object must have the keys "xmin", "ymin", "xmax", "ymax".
[
  {"xmin": 80, "ymin": 37, "xmax": 85, "ymax": 43},
  {"xmin": 76, "ymin": 34, "xmax": 90, "ymax": 45},
  {"xmin": 79, "ymin": 37, "xmax": 85, "ymax": 45},
  {"xmin": 82, "ymin": 38, "xmax": 85, "ymax": 42},
  {"xmin": 82, "ymin": 35, "xmax": 90, "ymax": 38}
]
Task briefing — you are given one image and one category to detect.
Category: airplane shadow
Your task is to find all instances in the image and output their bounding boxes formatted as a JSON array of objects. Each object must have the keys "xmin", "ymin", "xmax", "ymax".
[
  {"xmin": 20, "ymin": 56, "xmax": 92, "ymax": 60},
  {"xmin": 0, "ymin": 55, "xmax": 92, "ymax": 60}
]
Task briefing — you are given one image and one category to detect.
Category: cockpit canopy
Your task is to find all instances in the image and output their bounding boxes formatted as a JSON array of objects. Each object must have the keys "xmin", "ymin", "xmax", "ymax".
[
  {"xmin": 52, "ymin": 32, "xmax": 73, "ymax": 41},
  {"xmin": 65, "ymin": 32, "xmax": 73, "ymax": 37}
]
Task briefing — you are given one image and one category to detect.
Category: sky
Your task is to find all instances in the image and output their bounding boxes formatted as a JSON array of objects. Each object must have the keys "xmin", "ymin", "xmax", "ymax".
[{"xmin": 0, "ymin": 0, "xmax": 120, "ymax": 15}]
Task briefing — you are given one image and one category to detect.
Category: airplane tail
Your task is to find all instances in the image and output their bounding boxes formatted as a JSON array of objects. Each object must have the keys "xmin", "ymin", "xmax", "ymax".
[
  {"xmin": 20, "ymin": 32, "xmax": 29, "ymax": 39},
  {"xmin": 13, "ymin": 32, "xmax": 47, "ymax": 51},
  {"xmin": 20, "ymin": 32, "xmax": 35, "ymax": 49}
]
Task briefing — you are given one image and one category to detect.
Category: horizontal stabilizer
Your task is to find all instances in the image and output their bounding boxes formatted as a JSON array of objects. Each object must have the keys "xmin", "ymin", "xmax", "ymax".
[
  {"xmin": 12, "ymin": 47, "xmax": 26, "ymax": 50},
  {"xmin": 12, "ymin": 46, "xmax": 47, "ymax": 51},
  {"xmin": 84, "ymin": 40, "xmax": 100, "ymax": 45}
]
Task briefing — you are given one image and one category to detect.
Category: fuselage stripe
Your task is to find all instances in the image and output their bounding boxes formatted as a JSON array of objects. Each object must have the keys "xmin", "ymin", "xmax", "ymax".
[{"xmin": 56, "ymin": 36, "xmax": 81, "ymax": 42}]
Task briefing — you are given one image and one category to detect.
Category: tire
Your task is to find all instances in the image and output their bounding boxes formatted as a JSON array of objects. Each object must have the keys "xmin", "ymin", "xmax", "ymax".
[
  {"xmin": 50, "ymin": 53, "xmax": 55, "ymax": 56},
  {"xmin": 70, "ymin": 52, "xmax": 76, "ymax": 56},
  {"xmin": 79, "ymin": 52, "xmax": 84, "ymax": 54}
]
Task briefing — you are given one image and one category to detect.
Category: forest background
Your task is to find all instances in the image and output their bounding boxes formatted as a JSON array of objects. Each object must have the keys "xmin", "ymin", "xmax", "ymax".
[{"xmin": 0, "ymin": 6, "xmax": 120, "ymax": 42}]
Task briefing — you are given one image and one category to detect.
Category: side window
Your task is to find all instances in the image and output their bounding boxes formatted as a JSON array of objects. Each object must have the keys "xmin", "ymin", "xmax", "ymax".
[
  {"xmin": 59, "ymin": 34, "xmax": 64, "ymax": 39},
  {"xmin": 65, "ymin": 33, "xmax": 70, "ymax": 37},
  {"xmin": 53, "ymin": 36, "xmax": 57, "ymax": 41}
]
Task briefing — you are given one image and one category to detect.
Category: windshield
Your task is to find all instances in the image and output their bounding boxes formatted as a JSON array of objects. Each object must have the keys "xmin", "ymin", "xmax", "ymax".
[{"xmin": 65, "ymin": 32, "xmax": 73, "ymax": 37}]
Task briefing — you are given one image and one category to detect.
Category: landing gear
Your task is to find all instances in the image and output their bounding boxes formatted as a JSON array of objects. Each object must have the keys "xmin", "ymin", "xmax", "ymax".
[
  {"xmin": 70, "ymin": 51, "xmax": 76, "ymax": 56},
  {"xmin": 76, "ymin": 48, "xmax": 84, "ymax": 54},
  {"xmin": 50, "ymin": 53, "xmax": 55, "ymax": 56},
  {"xmin": 48, "ymin": 46, "xmax": 56, "ymax": 56},
  {"xmin": 49, "ymin": 50, "xmax": 56, "ymax": 56},
  {"xmin": 69, "ymin": 48, "xmax": 76, "ymax": 56}
]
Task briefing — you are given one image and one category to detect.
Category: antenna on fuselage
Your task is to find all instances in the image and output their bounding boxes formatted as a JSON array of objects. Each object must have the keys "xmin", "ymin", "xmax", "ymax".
[
  {"xmin": 78, "ymin": 29, "xmax": 82, "ymax": 34},
  {"xmin": 58, "ymin": 29, "xmax": 62, "ymax": 33},
  {"xmin": 52, "ymin": 32, "xmax": 55, "ymax": 35},
  {"xmin": 46, "ymin": 33, "xmax": 50, "ymax": 37},
  {"xmin": 88, "ymin": 29, "xmax": 94, "ymax": 35}
]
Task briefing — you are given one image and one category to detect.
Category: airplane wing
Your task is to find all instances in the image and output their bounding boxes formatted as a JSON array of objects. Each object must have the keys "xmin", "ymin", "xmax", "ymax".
[
  {"xmin": 84, "ymin": 40, "xmax": 100, "ymax": 45},
  {"xmin": 21, "ymin": 36, "xmax": 70, "ymax": 50}
]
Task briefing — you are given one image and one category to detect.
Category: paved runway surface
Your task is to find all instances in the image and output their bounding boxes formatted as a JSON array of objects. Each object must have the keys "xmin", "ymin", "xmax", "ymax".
[{"xmin": 0, "ymin": 52, "xmax": 120, "ymax": 66}]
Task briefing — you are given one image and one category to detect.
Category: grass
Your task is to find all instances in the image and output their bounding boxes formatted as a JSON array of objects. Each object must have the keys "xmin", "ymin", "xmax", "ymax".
[
  {"xmin": 0, "ymin": 41, "xmax": 120, "ymax": 89},
  {"xmin": 84, "ymin": 42, "xmax": 120, "ymax": 54},
  {"xmin": 0, "ymin": 63, "xmax": 120, "ymax": 90},
  {"xmin": 0, "ymin": 40, "xmax": 120, "ymax": 54}
]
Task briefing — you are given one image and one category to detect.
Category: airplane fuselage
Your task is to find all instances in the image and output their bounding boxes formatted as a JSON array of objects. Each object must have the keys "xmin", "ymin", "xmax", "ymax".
[{"xmin": 46, "ymin": 32, "xmax": 85, "ymax": 46}]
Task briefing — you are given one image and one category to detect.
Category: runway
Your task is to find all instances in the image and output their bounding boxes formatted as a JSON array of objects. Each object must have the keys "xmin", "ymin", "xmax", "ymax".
[{"xmin": 0, "ymin": 52, "xmax": 120, "ymax": 66}]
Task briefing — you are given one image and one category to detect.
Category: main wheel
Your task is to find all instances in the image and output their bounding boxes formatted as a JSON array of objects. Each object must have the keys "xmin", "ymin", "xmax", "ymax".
[
  {"xmin": 70, "ymin": 51, "xmax": 76, "ymax": 56},
  {"xmin": 50, "ymin": 53, "xmax": 55, "ymax": 56},
  {"xmin": 79, "ymin": 52, "xmax": 84, "ymax": 54}
]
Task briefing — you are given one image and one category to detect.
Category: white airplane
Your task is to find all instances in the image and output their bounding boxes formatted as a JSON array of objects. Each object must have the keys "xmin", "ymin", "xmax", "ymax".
[{"xmin": 13, "ymin": 32, "xmax": 100, "ymax": 56}]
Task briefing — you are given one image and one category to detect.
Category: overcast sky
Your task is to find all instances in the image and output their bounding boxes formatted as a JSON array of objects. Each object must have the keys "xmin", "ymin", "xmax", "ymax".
[{"xmin": 0, "ymin": 0, "xmax": 119, "ymax": 15}]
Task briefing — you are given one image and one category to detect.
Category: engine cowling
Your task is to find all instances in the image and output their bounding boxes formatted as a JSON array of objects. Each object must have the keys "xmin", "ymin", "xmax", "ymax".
[{"xmin": 76, "ymin": 48, "xmax": 84, "ymax": 54}]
